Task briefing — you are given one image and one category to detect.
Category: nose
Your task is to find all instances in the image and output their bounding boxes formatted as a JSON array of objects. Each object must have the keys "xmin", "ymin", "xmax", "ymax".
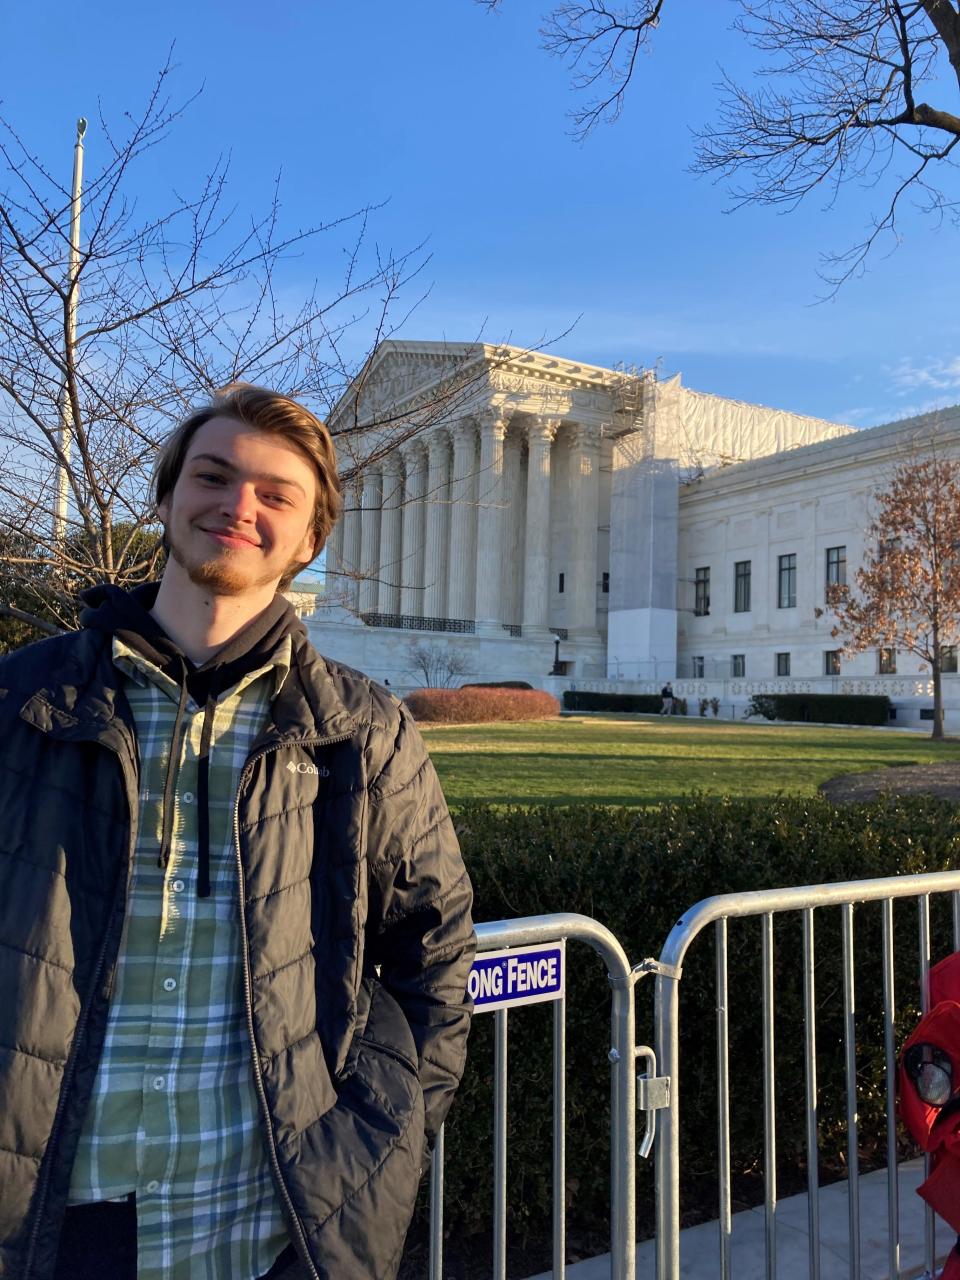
[{"xmin": 220, "ymin": 481, "xmax": 257, "ymax": 524}]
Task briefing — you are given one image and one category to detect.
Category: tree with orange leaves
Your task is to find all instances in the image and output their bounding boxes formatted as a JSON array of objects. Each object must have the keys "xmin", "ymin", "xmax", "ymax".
[{"xmin": 823, "ymin": 455, "xmax": 960, "ymax": 740}]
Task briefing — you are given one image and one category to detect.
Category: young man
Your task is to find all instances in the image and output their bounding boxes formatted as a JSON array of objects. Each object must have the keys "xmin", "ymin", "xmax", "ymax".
[{"xmin": 0, "ymin": 386, "xmax": 475, "ymax": 1280}]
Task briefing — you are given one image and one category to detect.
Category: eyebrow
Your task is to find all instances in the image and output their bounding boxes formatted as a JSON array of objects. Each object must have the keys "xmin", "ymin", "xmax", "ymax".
[{"xmin": 190, "ymin": 452, "xmax": 308, "ymax": 497}]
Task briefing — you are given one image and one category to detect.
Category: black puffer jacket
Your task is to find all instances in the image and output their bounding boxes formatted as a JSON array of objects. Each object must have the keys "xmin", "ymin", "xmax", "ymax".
[{"xmin": 0, "ymin": 619, "xmax": 475, "ymax": 1279}]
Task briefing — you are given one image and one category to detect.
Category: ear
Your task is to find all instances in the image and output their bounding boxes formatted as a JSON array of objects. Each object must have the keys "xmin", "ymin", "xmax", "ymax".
[{"xmin": 157, "ymin": 495, "xmax": 170, "ymax": 524}]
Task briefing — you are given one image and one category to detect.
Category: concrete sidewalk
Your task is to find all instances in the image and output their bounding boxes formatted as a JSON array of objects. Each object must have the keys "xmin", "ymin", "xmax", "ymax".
[{"xmin": 527, "ymin": 1160, "xmax": 950, "ymax": 1279}]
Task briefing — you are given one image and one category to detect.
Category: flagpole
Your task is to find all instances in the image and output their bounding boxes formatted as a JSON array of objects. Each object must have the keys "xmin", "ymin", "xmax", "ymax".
[{"xmin": 53, "ymin": 116, "xmax": 86, "ymax": 543}]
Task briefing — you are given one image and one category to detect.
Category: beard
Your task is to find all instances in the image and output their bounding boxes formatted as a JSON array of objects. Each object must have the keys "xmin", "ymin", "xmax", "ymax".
[
  {"xmin": 166, "ymin": 533, "xmax": 305, "ymax": 597},
  {"xmin": 171, "ymin": 544, "xmax": 261, "ymax": 596}
]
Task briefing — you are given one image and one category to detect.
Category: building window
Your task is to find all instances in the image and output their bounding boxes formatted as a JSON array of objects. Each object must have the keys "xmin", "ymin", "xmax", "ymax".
[
  {"xmin": 825, "ymin": 545, "xmax": 846, "ymax": 599},
  {"xmin": 694, "ymin": 567, "xmax": 710, "ymax": 616},
  {"xmin": 734, "ymin": 560, "xmax": 751, "ymax": 613},
  {"xmin": 691, "ymin": 655, "xmax": 704, "ymax": 678},
  {"xmin": 878, "ymin": 647, "xmax": 897, "ymax": 675},
  {"xmin": 731, "ymin": 654, "xmax": 746, "ymax": 678},
  {"xmin": 776, "ymin": 652, "xmax": 790, "ymax": 676},
  {"xmin": 778, "ymin": 553, "xmax": 797, "ymax": 609},
  {"xmin": 942, "ymin": 645, "xmax": 958, "ymax": 674},
  {"xmin": 824, "ymin": 650, "xmax": 841, "ymax": 676},
  {"xmin": 558, "ymin": 572, "xmax": 564, "ymax": 594},
  {"xmin": 601, "ymin": 571, "xmax": 610, "ymax": 594}
]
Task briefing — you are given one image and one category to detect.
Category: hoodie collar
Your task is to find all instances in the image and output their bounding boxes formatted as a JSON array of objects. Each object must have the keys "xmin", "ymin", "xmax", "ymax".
[
  {"xmin": 113, "ymin": 635, "xmax": 293, "ymax": 706},
  {"xmin": 19, "ymin": 587, "xmax": 358, "ymax": 747}
]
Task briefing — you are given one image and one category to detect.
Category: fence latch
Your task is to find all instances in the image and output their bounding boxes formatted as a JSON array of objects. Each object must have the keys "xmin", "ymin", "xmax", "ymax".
[
  {"xmin": 635, "ymin": 1044, "xmax": 670, "ymax": 1160},
  {"xmin": 632, "ymin": 957, "xmax": 682, "ymax": 982}
]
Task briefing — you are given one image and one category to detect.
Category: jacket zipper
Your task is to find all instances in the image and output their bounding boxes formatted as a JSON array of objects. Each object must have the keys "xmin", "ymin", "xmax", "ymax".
[
  {"xmin": 233, "ymin": 733, "xmax": 351, "ymax": 1280},
  {"xmin": 24, "ymin": 747, "xmax": 139, "ymax": 1280}
]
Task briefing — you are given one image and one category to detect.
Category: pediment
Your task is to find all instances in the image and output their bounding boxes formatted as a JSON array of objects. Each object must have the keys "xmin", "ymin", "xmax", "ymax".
[
  {"xmin": 326, "ymin": 340, "xmax": 645, "ymax": 435},
  {"xmin": 327, "ymin": 342, "xmax": 489, "ymax": 431}
]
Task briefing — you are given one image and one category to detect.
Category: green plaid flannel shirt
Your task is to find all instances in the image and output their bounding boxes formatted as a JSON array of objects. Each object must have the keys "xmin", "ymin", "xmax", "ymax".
[{"xmin": 67, "ymin": 636, "xmax": 294, "ymax": 1279}]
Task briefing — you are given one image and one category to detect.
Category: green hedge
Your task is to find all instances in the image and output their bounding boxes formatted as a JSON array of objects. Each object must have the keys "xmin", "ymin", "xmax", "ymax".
[
  {"xmin": 408, "ymin": 797, "xmax": 960, "ymax": 1272},
  {"xmin": 563, "ymin": 690, "xmax": 688, "ymax": 715},
  {"xmin": 747, "ymin": 692, "xmax": 892, "ymax": 725}
]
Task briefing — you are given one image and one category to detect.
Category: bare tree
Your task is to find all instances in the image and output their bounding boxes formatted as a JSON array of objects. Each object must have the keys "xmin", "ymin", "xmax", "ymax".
[
  {"xmin": 819, "ymin": 452, "xmax": 960, "ymax": 739},
  {"xmin": 479, "ymin": 1, "xmax": 960, "ymax": 284},
  {"xmin": 0, "ymin": 58, "xmax": 429, "ymax": 632},
  {"xmin": 477, "ymin": 1, "xmax": 665, "ymax": 138},
  {"xmin": 409, "ymin": 641, "xmax": 470, "ymax": 688}
]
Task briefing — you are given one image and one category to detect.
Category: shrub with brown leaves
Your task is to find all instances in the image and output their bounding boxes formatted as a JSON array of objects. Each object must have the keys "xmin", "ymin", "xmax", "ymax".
[{"xmin": 405, "ymin": 686, "xmax": 560, "ymax": 723}]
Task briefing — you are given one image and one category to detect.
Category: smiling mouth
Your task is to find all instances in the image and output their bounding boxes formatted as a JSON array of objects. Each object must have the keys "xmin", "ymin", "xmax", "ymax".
[{"xmin": 201, "ymin": 527, "xmax": 262, "ymax": 549}]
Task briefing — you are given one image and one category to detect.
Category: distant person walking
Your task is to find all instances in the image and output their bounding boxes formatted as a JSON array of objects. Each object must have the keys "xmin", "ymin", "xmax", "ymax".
[{"xmin": 660, "ymin": 681, "xmax": 674, "ymax": 715}]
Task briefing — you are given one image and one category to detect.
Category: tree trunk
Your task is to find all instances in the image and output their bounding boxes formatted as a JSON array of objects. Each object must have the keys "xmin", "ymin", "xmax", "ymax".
[{"xmin": 932, "ymin": 659, "xmax": 944, "ymax": 739}]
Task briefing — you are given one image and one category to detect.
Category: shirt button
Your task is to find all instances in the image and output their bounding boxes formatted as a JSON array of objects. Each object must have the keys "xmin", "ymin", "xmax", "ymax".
[
  {"xmin": 172, "ymin": 880, "xmax": 184, "ymax": 893},
  {"xmin": 182, "ymin": 791, "xmax": 195, "ymax": 804},
  {"xmin": 145, "ymin": 1180, "xmax": 160, "ymax": 1193},
  {"xmin": 162, "ymin": 978, "xmax": 177, "ymax": 992},
  {"xmin": 151, "ymin": 1075, "xmax": 166, "ymax": 1091}
]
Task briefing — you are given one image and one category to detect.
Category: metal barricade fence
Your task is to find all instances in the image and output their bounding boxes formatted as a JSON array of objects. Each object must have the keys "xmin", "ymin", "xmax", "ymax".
[
  {"xmin": 652, "ymin": 869, "xmax": 960, "ymax": 1280},
  {"xmin": 428, "ymin": 913, "xmax": 640, "ymax": 1280}
]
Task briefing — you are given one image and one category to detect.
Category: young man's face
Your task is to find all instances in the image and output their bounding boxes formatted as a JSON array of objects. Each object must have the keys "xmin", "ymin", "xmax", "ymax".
[{"xmin": 158, "ymin": 416, "xmax": 318, "ymax": 597}]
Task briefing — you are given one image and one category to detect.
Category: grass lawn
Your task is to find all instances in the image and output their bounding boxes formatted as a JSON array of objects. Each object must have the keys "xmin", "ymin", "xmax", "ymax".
[{"xmin": 419, "ymin": 714, "xmax": 960, "ymax": 807}]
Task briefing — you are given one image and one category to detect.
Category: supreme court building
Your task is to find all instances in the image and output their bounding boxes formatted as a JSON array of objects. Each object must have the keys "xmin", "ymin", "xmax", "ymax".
[{"xmin": 305, "ymin": 341, "xmax": 960, "ymax": 728}]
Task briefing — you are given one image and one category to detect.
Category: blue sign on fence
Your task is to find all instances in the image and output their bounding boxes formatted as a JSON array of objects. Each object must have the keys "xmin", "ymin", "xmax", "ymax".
[{"xmin": 467, "ymin": 942, "xmax": 565, "ymax": 1013}]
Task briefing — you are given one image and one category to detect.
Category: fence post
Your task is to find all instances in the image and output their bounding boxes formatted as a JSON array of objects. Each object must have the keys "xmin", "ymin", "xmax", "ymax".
[
  {"xmin": 654, "ymin": 970, "xmax": 681, "ymax": 1280},
  {"xmin": 609, "ymin": 972, "xmax": 637, "ymax": 1280}
]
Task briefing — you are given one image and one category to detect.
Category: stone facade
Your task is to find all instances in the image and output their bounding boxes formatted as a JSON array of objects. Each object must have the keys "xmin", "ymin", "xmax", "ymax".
[
  {"xmin": 306, "ymin": 340, "xmax": 960, "ymax": 728},
  {"xmin": 674, "ymin": 405, "xmax": 960, "ymax": 728}
]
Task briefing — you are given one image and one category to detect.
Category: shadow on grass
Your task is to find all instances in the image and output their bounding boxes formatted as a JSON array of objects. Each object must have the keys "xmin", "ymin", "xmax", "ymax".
[
  {"xmin": 450, "ymin": 792, "xmax": 696, "ymax": 807},
  {"xmin": 428, "ymin": 749, "xmax": 925, "ymax": 768}
]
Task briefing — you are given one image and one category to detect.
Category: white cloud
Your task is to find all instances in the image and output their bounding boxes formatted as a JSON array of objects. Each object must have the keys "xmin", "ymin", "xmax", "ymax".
[
  {"xmin": 889, "ymin": 356, "xmax": 960, "ymax": 393},
  {"xmin": 843, "ymin": 396, "xmax": 959, "ymax": 428}
]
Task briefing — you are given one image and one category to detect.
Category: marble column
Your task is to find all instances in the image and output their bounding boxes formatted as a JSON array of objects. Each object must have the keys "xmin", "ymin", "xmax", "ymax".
[
  {"xmin": 474, "ymin": 411, "xmax": 508, "ymax": 633},
  {"xmin": 423, "ymin": 432, "xmax": 450, "ymax": 619},
  {"xmin": 377, "ymin": 455, "xmax": 403, "ymax": 616},
  {"xmin": 522, "ymin": 417, "xmax": 559, "ymax": 636},
  {"xmin": 400, "ymin": 443, "xmax": 427, "ymax": 618},
  {"xmin": 325, "ymin": 511, "xmax": 345, "ymax": 598},
  {"xmin": 568, "ymin": 423, "xmax": 601, "ymax": 637},
  {"xmin": 341, "ymin": 477, "xmax": 362, "ymax": 611},
  {"xmin": 500, "ymin": 429, "xmax": 525, "ymax": 629},
  {"xmin": 447, "ymin": 421, "xmax": 478, "ymax": 621},
  {"xmin": 357, "ymin": 466, "xmax": 382, "ymax": 615}
]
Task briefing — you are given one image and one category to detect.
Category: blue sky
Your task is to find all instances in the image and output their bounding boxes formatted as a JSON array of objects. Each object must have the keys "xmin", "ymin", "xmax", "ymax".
[{"xmin": 2, "ymin": 0, "xmax": 956, "ymax": 427}]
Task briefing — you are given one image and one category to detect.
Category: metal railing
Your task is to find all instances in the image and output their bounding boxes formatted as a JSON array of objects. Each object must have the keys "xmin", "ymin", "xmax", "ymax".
[
  {"xmin": 652, "ymin": 869, "xmax": 960, "ymax": 1280},
  {"xmin": 428, "ymin": 913, "xmax": 639, "ymax": 1280},
  {"xmin": 361, "ymin": 612, "xmax": 477, "ymax": 634}
]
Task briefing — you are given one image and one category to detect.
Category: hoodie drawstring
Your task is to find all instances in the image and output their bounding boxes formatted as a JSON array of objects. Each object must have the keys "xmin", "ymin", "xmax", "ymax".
[
  {"xmin": 157, "ymin": 663, "xmax": 219, "ymax": 900},
  {"xmin": 158, "ymin": 658, "xmax": 189, "ymax": 877},
  {"xmin": 196, "ymin": 684, "xmax": 219, "ymax": 899}
]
